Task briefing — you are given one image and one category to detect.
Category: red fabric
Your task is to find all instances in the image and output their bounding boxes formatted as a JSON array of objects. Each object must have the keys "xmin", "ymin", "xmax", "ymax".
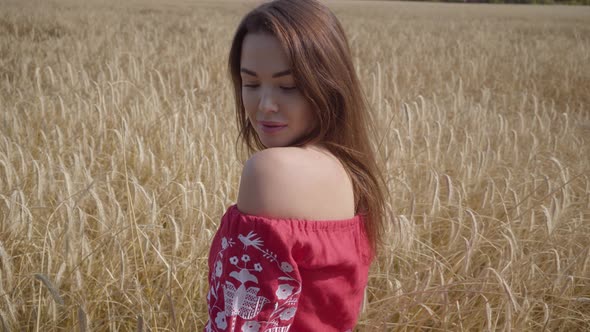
[{"xmin": 205, "ymin": 205, "xmax": 373, "ymax": 332}]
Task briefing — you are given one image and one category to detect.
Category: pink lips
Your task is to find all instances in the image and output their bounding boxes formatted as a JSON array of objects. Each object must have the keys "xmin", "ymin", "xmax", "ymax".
[{"xmin": 259, "ymin": 121, "xmax": 287, "ymax": 134}]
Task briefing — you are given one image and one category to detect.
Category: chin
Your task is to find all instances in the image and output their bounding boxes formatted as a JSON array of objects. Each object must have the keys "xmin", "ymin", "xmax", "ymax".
[
  {"xmin": 261, "ymin": 141, "xmax": 286, "ymax": 148},
  {"xmin": 258, "ymin": 136, "xmax": 289, "ymax": 148}
]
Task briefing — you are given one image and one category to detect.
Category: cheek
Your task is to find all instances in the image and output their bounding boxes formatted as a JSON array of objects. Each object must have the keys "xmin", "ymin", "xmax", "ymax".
[
  {"xmin": 295, "ymin": 99, "xmax": 315, "ymax": 125},
  {"xmin": 241, "ymin": 90, "xmax": 258, "ymax": 116},
  {"xmin": 305, "ymin": 109, "xmax": 317, "ymax": 129}
]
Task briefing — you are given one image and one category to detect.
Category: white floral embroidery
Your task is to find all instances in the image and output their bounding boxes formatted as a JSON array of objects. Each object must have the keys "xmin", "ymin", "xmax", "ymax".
[
  {"xmin": 241, "ymin": 321, "xmax": 261, "ymax": 332},
  {"xmin": 215, "ymin": 261, "xmax": 223, "ymax": 277},
  {"xmin": 279, "ymin": 307, "xmax": 297, "ymax": 321},
  {"xmin": 207, "ymin": 231, "xmax": 300, "ymax": 332},
  {"xmin": 223, "ymin": 268, "xmax": 269, "ymax": 319},
  {"xmin": 280, "ymin": 262, "xmax": 293, "ymax": 273},
  {"xmin": 224, "ymin": 283, "xmax": 268, "ymax": 319},
  {"xmin": 215, "ymin": 311, "xmax": 227, "ymax": 329},
  {"xmin": 276, "ymin": 284, "xmax": 294, "ymax": 300}
]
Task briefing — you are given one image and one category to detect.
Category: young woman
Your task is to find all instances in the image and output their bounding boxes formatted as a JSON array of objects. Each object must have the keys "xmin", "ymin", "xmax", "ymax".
[{"xmin": 206, "ymin": 0, "xmax": 386, "ymax": 331}]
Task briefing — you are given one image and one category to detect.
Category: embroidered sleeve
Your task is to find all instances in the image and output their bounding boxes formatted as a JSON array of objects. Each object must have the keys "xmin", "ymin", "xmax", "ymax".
[{"xmin": 206, "ymin": 229, "xmax": 301, "ymax": 332}]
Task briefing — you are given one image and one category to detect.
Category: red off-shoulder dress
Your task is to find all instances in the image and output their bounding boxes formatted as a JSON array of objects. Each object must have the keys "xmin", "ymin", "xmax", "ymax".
[{"xmin": 205, "ymin": 204, "xmax": 373, "ymax": 332}]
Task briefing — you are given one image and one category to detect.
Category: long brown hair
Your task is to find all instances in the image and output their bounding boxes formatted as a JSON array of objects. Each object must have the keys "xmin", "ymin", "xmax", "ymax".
[{"xmin": 228, "ymin": 0, "xmax": 387, "ymax": 250}]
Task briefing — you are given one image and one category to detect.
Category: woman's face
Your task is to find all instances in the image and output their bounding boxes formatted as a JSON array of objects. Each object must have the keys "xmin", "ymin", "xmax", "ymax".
[{"xmin": 240, "ymin": 33, "xmax": 316, "ymax": 148}]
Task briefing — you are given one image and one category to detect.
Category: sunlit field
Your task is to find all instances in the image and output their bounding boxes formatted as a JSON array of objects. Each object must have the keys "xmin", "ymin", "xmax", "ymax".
[{"xmin": 1, "ymin": 0, "xmax": 589, "ymax": 330}]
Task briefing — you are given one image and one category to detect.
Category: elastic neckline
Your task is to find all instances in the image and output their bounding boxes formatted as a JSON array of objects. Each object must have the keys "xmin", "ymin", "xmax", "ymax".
[{"xmin": 228, "ymin": 204, "xmax": 365, "ymax": 230}]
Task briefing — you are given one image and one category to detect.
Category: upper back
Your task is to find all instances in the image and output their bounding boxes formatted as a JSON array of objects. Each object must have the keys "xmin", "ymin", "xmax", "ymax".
[{"xmin": 237, "ymin": 146, "xmax": 356, "ymax": 221}]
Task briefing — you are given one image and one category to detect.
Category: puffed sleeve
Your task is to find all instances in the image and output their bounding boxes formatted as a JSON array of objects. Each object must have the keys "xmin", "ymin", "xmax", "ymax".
[{"xmin": 206, "ymin": 206, "xmax": 301, "ymax": 332}]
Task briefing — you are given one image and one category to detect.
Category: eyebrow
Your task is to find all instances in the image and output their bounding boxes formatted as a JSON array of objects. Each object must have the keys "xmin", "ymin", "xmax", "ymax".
[{"xmin": 240, "ymin": 68, "xmax": 292, "ymax": 78}]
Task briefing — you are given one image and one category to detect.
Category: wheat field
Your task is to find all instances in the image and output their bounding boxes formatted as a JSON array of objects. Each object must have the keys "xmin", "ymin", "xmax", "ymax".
[{"xmin": 0, "ymin": 0, "xmax": 589, "ymax": 330}]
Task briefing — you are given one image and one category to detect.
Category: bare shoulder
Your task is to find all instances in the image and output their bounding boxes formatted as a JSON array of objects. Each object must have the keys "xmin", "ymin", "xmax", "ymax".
[{"xmin": 237, "ymin": 147, "xmax": 355, "ymax": 220}]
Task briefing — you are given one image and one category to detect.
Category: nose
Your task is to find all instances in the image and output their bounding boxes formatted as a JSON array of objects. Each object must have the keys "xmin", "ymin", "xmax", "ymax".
[{"xmin": 258, "ymin": 87, "xmax": 278, "ymax": 113}]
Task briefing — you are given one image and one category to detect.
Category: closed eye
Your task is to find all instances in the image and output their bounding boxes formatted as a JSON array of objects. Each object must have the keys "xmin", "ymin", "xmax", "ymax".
[
  {"xmin": 280, "ymin": 86, "xmax": 297, "ymax": 91},
  {"xmin": 242, "ymin": 84, "xmax": 296, "ymax": 91}
]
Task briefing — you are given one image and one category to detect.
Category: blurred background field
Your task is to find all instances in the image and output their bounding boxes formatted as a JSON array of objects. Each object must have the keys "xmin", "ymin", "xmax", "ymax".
[{"xmin": 0, "ymin": 0, "xmax": 589, "ymax": 330}]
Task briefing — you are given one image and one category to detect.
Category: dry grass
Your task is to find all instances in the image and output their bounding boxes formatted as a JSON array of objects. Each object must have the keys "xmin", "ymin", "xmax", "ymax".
[{"xmin": 0, "ymin": 0, "xmax": 589, "ymax": 330}]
